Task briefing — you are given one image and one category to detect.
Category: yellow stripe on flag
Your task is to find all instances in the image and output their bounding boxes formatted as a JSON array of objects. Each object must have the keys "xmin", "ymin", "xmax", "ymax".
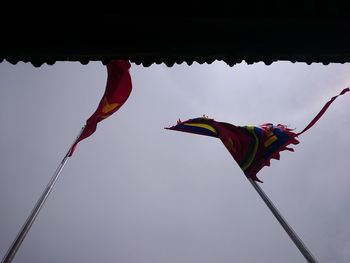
[
  {"xmin": 264, "ymin": 135, "xmax": 277, "ymax": 147},
  {"xmin": 184, "ymin": 123, "xmax": 217, "ymax": 134}
]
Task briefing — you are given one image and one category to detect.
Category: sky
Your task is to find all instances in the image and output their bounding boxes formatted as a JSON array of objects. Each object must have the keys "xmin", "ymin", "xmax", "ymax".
[{"xmin": 0, "ymin": 60, "xmax": 349, "ymax": 263}]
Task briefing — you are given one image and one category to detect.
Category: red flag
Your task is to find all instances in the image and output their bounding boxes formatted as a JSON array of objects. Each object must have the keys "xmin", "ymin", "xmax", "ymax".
[
  {"xmin": 69, "ymin": 60, "xmax": 132, "ymax": 156},
  {"xmin": 166, "ymin": 88, "xmax": 349, "ymax": 182}
]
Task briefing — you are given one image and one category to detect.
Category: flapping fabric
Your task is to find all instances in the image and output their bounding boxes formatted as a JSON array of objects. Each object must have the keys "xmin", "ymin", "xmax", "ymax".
[
  {"xmin": 297, "ymin": 87, "xmax": 350, "ymax": 135},
  {"xmin": 69, "ymin": 60, "xmax": 132, "ymax": 156},
  {"xmin": 166, "ymin": 88, "xmax": 349, "ymax": 182}
]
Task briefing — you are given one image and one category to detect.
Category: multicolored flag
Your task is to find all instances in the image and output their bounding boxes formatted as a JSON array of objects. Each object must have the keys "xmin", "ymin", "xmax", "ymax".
[
  {"xmin": 166, "ymin": 88, "xmax": 349, "ymax": 182},
  {"xmin": 69, "ymin": 60, "xmax": 132, "ymax": 156}
]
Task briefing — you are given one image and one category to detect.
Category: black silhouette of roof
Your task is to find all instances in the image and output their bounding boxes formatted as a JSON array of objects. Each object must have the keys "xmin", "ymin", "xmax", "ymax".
[{"xmin": 2, "ymin": 1, "xmax": 350, "ymax": 67}]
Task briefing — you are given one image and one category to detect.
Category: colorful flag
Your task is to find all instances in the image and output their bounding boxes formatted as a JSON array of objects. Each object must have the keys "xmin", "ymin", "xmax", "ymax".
[
  {"xmin": 166, "ymin": 88, "xmax": 349, "ymax": 182},
  {"xmin": 69, "ymin": 60, "xmax": 132, "ymax": 156}
]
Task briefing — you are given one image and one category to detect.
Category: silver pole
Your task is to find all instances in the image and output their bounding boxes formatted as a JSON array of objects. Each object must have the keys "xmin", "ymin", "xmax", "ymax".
[
  {"xmin": 248, "ymin": 178, "xmax": 318, "ymax": 263},
  {"xmin": 1, "ymin": 126, "xmax": 85, "ymax": 263}
]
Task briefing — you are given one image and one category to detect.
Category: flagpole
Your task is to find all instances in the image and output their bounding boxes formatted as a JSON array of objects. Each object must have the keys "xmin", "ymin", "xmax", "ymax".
[
  {"xmin": 1, "ymin": 126, "xmax": 85, "ymax": 263},
  {"xmin": 248, "ymin": 178, "xmax": 317, "ymax": 263}
]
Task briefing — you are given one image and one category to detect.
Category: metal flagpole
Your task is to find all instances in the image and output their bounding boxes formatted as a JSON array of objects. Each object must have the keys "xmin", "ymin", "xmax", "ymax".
[
  {"xmin": 248, "ymin": 178, "xmax": 318, "ymax": 263},
  {"xmin": 1, "ymin": 126, "xmax": 85, "ymax": 263}
]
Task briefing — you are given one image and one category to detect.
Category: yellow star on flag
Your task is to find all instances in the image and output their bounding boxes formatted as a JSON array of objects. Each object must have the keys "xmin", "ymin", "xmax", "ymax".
[{"xmin": 101, "ymin": 97, "xmax": 120, "ymax": 115}]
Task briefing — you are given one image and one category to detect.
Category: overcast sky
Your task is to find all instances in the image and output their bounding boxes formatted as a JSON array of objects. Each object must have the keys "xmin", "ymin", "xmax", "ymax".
[{"xmin": 0, "ymin": 60, "xmax": 349, "ymax": 263}]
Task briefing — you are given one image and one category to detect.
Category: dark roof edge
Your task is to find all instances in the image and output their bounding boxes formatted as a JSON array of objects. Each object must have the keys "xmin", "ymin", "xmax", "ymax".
[{"xmin": 2, "ymin": 55, "xmax": 350, "ymax": 68}]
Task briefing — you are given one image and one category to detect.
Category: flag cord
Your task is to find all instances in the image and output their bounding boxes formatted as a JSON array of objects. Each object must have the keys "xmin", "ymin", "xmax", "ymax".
[
  {"xmin": 1, "ymin": 126, "xmax": 85, "ymax": 263},
  {"xmin": 248, "ymin": 178, "xmax": 318, "ymax": 263}
]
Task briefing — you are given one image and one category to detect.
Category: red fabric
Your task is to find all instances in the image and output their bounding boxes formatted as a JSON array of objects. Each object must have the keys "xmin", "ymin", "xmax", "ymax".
[
  {"xmin": 213, "ymin": 122, "xmax": 300, "ymax": 183},
  {"xmin": 298, "ymin": 87, "xmax": 349, "ymax": 135},
  {"xmin": 167, "ymin": 118, "xmax": 300, "ymax": 182},
  {"xmin": 69, "ymin": 60, "xmax": 132, "ymax": 156},
  {"xmin": 166, "ymin": 87, "xmax": 349, "ymax": 182}
]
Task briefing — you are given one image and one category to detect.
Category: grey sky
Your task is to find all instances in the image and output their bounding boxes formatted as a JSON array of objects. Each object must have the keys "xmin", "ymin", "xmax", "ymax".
[{"xmin": 0, "ymin": 60, "xmax": 349, "ymax": 263}]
